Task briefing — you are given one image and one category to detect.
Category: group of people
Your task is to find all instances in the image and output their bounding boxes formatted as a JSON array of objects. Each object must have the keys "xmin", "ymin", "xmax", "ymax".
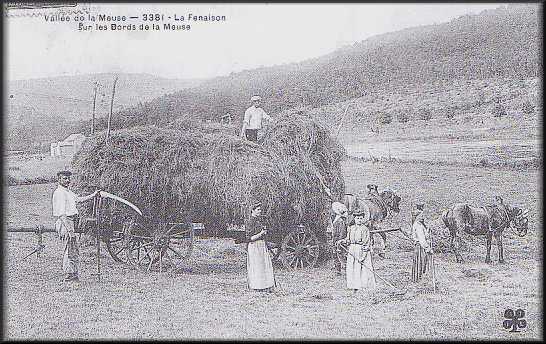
[
  {"xmin": 50, "ymin": 95, "xmax": 433, "ymax": 291},
  {"xmin": 330, "ymin": 185, "xmax": 434, "ymax": 292},
  {"xmin": 51, "ymin": 170, "xmax": 434, "ymax": 294}
]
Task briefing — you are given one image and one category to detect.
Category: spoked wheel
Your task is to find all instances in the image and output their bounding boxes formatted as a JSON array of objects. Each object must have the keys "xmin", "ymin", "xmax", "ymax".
[
  {"xmin": 103, "ymin": 219, "xmax": 131, "ymax": 264},
  {"xmin": 280, "ymin": 225, "xmax": 320, "ymax": 270},
  {"xmin": 125, "ymin": 221, "xmax": 194, "ymax": 272}
]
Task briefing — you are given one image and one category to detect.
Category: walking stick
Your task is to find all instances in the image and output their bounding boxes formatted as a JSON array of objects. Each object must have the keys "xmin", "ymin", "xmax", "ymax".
[
  {"xmin": 338, "ymin": 243, "xmax": 406, "ymax": 295},
  {"xmin": 92, "ymin": 195, "xmax": 102, "ymax": 282},
  {"xmin": 430, "ymin": 230, "xmax": 437, "ymax": 293},
  {"xmin": 263, "ymin": 228, "xmax": 280, "ymax": 290}
]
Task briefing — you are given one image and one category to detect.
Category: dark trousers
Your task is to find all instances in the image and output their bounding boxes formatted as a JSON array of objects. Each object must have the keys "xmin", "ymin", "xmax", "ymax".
[
  {"xmin": 331, "ymin": 222, "xmax": 347, "ymax": 272},
  {"xmin": 245, "ymin": 129, "xmax": 258, "ymax": 142}
]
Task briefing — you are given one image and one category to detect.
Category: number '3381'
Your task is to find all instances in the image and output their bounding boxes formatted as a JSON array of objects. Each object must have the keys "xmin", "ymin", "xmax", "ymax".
[{"xmin": 142, "ymin": 14, "xmax": 164, "ymax": 21}]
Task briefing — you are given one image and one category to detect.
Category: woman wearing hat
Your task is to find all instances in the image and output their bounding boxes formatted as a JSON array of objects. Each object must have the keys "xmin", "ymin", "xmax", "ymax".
[
  {"xmin": 411, "ymin": 203, "xmax": 433, "ymax": 282},
  {"xmin": 337, "ymin": 207, "xmax": 376, "ymax": 291},
  {"xmin": 245, "ymin": 202, "xmax": 275, "ymax": 292}
]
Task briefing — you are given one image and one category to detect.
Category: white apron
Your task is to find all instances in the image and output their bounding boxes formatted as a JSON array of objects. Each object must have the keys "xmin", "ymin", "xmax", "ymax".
[
  {"xmin": 247, "ymin": 239, "xmax": 274, "ymax": 290},
  {"xmin": 346, "ymin": 225, "xmax": 376, "ymax": 290}
]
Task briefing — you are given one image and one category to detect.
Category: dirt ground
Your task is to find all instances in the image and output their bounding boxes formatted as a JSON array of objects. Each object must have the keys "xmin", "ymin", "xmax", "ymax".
[{"xmin": 3, "ymin": 157, "xmax": 542, "ymax": 340}]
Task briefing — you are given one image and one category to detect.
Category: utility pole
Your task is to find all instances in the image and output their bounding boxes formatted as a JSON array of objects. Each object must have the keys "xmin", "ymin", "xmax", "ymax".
[
  {"xmin": 106, "ymin": 75, "xmax": 119, "ymax": 144},
  {"xmin": 91, "ymin": 82, "xmax": 98, "ymax": 134}
]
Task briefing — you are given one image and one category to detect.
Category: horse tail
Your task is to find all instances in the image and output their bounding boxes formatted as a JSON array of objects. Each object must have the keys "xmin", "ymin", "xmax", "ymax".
[{"xmin": 441, "ymin": 208, "xmax": 453, "ymax": 230}]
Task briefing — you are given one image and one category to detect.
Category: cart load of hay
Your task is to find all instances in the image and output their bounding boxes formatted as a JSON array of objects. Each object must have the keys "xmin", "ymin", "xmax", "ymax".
[{"xmin": 72, "ymin": 113, "xmax": 346, "ymax": 240}]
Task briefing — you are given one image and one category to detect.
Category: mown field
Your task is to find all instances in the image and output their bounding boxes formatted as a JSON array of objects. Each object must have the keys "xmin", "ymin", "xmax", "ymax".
[
  {"xmin": 5, "ymin": 155, "xmax": 72, "ymax": 185},
  {"xmin": 4, "ymin": 75, "xmax": 542, "ymax": 338},
  {"xmin": 4, "ymin": 155, "xmax": 541, "ymax": 339}
]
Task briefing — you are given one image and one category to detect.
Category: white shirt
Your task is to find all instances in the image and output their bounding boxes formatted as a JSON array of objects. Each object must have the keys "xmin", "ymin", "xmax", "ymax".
[
  {"xmin": 52, "ymin": 185, "xmax": 79, "ymax": 217},
  {"xmin": 412, "ymin": 213, "xmax": 430, "ymax": 249},
  {"xmin": 243, "ymin": 105, "xmax": 271, "ymax": 130}
]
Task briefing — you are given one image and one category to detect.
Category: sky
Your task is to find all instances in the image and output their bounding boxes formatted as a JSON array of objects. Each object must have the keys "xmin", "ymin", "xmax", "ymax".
[{"xmin": 5, "ymin": 3, "xmax": 503, "ymax": 81}]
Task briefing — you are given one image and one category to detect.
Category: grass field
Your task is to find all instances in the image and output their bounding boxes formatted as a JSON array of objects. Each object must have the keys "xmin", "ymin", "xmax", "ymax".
[
  {"xmin": 4, "ymin": 75, "xmax": 542, "ymax": 338},
  {"xmin": 5, "ymin": 155, "xmax": 72, "ymax": 185},
  {"xmin": 4, "ymin": 156, "xmax": 541, "ymax": 339}
]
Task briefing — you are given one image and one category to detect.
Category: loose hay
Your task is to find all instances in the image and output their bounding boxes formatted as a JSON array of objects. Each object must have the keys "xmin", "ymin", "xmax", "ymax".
[{"xmin": 72, "ymin": 114, "xmax": 346, "ymax": 241}]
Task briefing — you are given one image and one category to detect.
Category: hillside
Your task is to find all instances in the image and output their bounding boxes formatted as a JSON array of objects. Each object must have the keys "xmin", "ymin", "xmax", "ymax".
[
  {"xmin": 5, "ymin": 73, "xmax": 200, "ymax": 151},
  {"xmin": 7, "ymin": 73, "xmax": 200, "ymax": 122},
  {"xmin": 107, "ymin": 4, "xmax": 540, "ymax": 130}
]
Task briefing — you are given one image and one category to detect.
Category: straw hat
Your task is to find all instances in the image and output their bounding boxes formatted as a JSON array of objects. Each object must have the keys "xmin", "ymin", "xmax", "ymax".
[
  {"xmin": 331, "ymin": 202, "xmax": 348, "ymax": 216},
  {"xmin": 250, "ymin": 95, "xmax": 262, "ymax": 102}
]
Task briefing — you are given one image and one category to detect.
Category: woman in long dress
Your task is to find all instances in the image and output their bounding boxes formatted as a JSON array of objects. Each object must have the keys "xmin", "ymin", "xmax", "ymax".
[
  {"xmin": 411, "ymin": 203, "xmax": 433, "ymax": 282},
  {"xmin": 338, "ymin": 208, "xmax": 376, "ymax": 291},
  {"xmin": 245, "ymin": 202, "xmax": 275, "ymax": 292}
]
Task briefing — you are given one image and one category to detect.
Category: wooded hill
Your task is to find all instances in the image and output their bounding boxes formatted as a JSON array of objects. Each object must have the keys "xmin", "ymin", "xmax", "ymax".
[{"xmin": 105, "ymin": 4, "xmax": 540, "ymax": 130}]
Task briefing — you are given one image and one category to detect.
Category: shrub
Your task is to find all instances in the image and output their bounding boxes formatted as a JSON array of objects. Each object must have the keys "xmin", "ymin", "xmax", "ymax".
[
  {"xmin": 396, "ymin": 109, "xmax": 410, "ymax": 123},
  {"xmin": 492, "ymin": 103, "xmax": 507, "ymax": 118},
  {"xmin": 445, "ymin": 107, "xmax": 456, "ymax": 119},
  {"xmin": 478, "ymin": 158, "xmax": 491, "ymax": 168},
  {"xmin": 419, "ymin": 107, "xmax": 433, "ymax": 121},
  {"xmin": 377, "ymin": 112, "xmax": 392, "ymax": 125},
  {"xmin": 522, "ymin": 100, "xmax": 535, "ymax": 115}
]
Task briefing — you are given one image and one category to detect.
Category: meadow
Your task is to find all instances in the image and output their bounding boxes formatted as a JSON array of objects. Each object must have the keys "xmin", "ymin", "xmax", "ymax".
[
  {"xmin": 4, "ymin": 157, "xmax": 541, "ymax": 339},
  {"xmin": 3, "ymin": 75, "xmax": 542, "ymax": 339}
]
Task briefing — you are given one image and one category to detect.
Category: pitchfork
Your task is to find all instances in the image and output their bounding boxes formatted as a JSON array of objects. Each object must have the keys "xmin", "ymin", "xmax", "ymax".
[{"xmin": 337, "ymin": 242, "xmax": 407, "ymax": 296}]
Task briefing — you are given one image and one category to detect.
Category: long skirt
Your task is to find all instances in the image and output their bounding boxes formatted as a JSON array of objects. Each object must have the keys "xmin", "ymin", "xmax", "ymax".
[
  {"xmin": 346, "ymin": 244, "xmax": 376, "ymax": 290},
  {"xmin": 56, "ymin": 218, "xmax": 80, "ymax": 275},
  {"xmin": 411, "ymin": 244, "xmax": 428, "ymax": 282},
  {"xmin": 247, "ymin": 239, "xmax": 274, "ymax": 290}
]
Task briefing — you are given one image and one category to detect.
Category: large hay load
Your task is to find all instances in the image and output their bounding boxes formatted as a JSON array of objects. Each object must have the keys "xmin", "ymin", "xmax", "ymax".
[{"xmin": 72, "ymin": 113, "xmax": 346, "ymax": 270}]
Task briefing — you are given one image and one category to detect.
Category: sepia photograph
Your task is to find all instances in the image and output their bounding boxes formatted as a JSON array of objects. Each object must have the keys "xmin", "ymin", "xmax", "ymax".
[{"xmin": 3, "ymin": 2, "xmax": 542, "ymax": 340}]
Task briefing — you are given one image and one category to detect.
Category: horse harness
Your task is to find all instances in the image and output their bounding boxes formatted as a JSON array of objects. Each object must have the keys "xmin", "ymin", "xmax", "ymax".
[
  {"xmin": 481, "ymin": 205, "xmax": 511, "ymax": 233},
  {"xmin": 363, "ymin": 194, "xmax": 390, "ymax": 218}
]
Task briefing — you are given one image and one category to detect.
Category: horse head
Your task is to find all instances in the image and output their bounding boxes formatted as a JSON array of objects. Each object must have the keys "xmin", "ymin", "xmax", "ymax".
[
  {"xmin": 380, "ymin": 189, "xmax": 401, "ymax": 213},
  {"xmin": 510, "ymin": 207, "xmax": 529, "ymax": 237}
]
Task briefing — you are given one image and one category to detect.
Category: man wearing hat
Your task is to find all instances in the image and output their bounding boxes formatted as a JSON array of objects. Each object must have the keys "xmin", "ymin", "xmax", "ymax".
[
  {"xmin": 245, "ymin": 202, "xmax": 275, "ymax": 292},
  {"xmin": 411, "ymin": 203, "xmax": 433, "ymax": 283},
  {"xmin": 52, "ymin": 170, "xmax": 99, "ymax": 282},
  {"xmin": 366, "ymin": 184, "xmax": 379, "ymax": 199},
  {"xmin": 337, "ymin": 206, "xmax": 376, "ymax": 291},
  {"xmin": 240, "ymin": 95, "xmax": 272, "ymax": 142},
  {"xmin": 330, "ymin": 201, "xmax": 348, "ymax": 275}
]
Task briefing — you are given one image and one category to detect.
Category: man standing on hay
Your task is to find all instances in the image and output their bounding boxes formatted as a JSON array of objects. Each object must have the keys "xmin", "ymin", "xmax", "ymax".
[
  {"xmin": 52, "ymin": 170, "xmax": 99, "ymax": 282},
  {"xmin": 240, "ymin": 95, "xmax": 272, "ymax": 142},
  {"xmin": 337, "ymin": 208, "xmax": 377, "ymax": 292},
  {"xmin": 411, "ymin": 203, "xmax": 434, "ymax": 283},
  {"xmin": 245, "ymin": 202, "xmax": 275, "ymax": 292}
]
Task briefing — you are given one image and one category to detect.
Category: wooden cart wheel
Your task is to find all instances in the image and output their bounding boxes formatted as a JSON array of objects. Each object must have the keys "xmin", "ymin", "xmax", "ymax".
[
  {"xmin": 125, "ymin": 221, "xmax": 194, "ymax": 272},
  {"xmin": 280, "ymin": 225, "xmax": 320, "ymax": 269},
  {"xmin": 103, "ymin": 219, "xmax": 131, "ymax": 264}
]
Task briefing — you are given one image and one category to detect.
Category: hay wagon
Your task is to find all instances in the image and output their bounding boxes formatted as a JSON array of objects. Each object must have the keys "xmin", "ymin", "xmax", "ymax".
[
  {"xmin": 74, "ymin": 114, "xmax": 345, "ymax": 273},
  {"xmin": 94, "ymin": 197, "xmax": 328, "ymax": 272}
]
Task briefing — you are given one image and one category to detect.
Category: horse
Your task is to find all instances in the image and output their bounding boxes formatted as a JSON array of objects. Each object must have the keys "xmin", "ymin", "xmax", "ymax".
[
  {"xmin": 441, "ymin": 202, "xmax": 529, "ymax": 263},
  {"xmin": 341, "ymin": 189, "xmax": 402, "ymax": 253}
]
